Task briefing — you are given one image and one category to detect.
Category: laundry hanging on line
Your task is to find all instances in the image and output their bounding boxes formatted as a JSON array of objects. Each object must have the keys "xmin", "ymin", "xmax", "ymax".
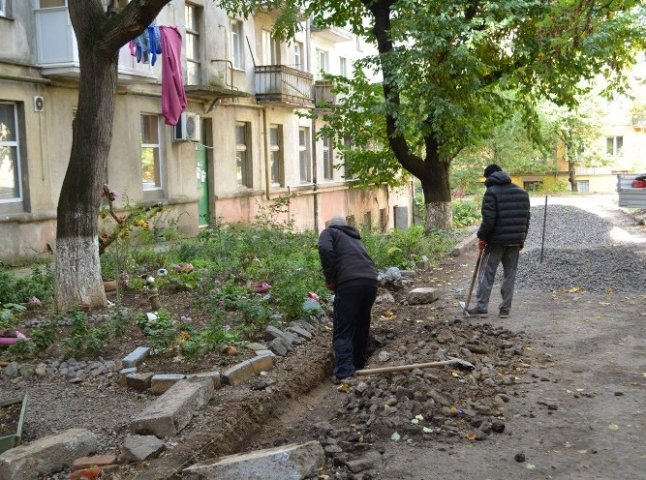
[{"xmin": 127, "ymin": 24, "xmax": 187, "ymax": 126}]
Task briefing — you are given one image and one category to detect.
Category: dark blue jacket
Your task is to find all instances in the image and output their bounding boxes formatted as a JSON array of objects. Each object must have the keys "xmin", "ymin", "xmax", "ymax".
[
  {"xmin": 477, "ymin": 171, "xmax": 531, "ymax": 245},
  {"xmin": 318, "ymin": 225, "xmax": 378, "ymax": 287}
]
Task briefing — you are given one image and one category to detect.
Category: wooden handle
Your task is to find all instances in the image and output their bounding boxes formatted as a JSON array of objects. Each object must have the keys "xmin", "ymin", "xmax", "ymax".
[
  {"xmin": 355, "ymin": 359, "xmax": 458, "ymax": 376},
  {"xmin": 464, "ymin": 248, "xmax": 483, "ymax": 310}
]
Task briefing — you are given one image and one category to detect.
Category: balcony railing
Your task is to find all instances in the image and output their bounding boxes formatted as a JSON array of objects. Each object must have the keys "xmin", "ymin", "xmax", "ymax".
[
  {"xmin": 313, "ymin": 80, "xmax": 336, "ymax": 107},
  {"xmin": 254, "ymin": 65, "xmax": 314, "ymax": 107}
]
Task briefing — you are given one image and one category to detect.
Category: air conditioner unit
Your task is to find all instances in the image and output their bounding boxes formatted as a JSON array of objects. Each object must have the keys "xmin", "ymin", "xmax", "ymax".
[{"xmin": 174, "ymin": 112, "xmax": 201, "ymax": 142}]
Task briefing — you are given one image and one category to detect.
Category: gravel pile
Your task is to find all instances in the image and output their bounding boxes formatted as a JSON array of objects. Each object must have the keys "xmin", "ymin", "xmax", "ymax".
[{"xmin": 515, "ymin": 205, "xmax": 646, "ymax": 293}]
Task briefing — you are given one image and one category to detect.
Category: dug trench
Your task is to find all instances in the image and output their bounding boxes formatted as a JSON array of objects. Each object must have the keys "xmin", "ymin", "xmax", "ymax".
[{"xmin": 134, "ymin": 244, "xmax": 537, "ymax": 479}]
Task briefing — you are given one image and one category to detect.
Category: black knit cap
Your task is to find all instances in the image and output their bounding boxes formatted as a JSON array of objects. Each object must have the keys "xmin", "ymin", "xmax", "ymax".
[{"xmin": 483, "ymin": 164, "xmax": 502, "ymax": 178}]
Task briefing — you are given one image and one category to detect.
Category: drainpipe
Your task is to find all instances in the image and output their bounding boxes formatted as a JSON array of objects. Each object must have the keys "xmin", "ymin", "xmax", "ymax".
[
  {"xmin": 262, "ymin": 109, "xmax": 271, "ymax": 200},
  {"xmin": 307, "ymin": 19, "xmax": 319, "ymax": 232}
]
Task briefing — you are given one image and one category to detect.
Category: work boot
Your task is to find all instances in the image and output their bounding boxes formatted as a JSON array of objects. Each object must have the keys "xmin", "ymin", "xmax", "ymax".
[
  {"xmin": 466, "ymin": 307, "xmax": 488, "ymax": 318},
  {"xmin": 499, "ymin": 309, "xmax": 510, "ymax": 318}
]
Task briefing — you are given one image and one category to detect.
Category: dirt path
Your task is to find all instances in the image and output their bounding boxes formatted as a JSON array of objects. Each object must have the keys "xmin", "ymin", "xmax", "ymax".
[{"xmin": 242, "ymin": 196, "xmax": 646, "ymax": 480}]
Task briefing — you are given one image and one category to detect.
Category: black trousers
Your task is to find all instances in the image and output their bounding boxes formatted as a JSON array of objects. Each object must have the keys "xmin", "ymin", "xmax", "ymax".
[{"xmin": 332, "ymin": 282, "xmax": 377, "ymax": 379}]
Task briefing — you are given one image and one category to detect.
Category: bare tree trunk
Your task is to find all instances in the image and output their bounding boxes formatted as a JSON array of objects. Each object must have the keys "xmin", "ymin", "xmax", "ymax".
[
  {"xmin": 55, "ymin": 22, "xmax": 117, "ymax": 311},
  {"xmin": 568, "ymin": 159, "xmax": 577, "ymax": 192}
]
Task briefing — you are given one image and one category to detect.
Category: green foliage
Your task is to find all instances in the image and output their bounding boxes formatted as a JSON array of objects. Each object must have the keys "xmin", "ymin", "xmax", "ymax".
[
  {"xmin": 62, "ymin": 310, "xmax": 108, "ymax": 360},
  {"xmin": 0, "ymin": 303, "xmax": 26, "ymax": 330},
  {"xmin": 362, "ymin": 226, "xmax": 454, "ymax": 270},
  {"xmin": 452, "ymin": 199, "xmax": 481, "ymax": 229},
  {"xmin": 136, "ymin": 308, "xmax": 176, "ymax": 353},
  {"xmin": 540, "ymin": 176, "xmax": 570, "ymax": 194},
  {"xmin": 0, "ymin": 265, "xmax": 53, "ymax": 305}
]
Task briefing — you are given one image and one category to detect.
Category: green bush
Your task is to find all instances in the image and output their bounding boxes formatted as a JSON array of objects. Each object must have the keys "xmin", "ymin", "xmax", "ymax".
[
  {"xmin": 0, "ymin": 265, "xmax": 53, "ymax": 304},
  {"xmin": 452, "ymin": 199, "xmax": 481, "ymax": 228},
  {"xmin": 136, "ymin": 308, "xmax": 176, "ymax": 353}
]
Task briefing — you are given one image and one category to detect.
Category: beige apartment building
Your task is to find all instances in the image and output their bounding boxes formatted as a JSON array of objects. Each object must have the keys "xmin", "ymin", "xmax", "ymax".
[{"xmin": 0, "ymin": 1, "xmax": 411, "ymax": 265}]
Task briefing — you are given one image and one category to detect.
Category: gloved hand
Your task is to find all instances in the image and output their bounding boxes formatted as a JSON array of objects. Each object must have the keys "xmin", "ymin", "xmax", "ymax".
[
  {"xmin": 325, "ymin": 280, "xmax": 337, "ymax": 291},
  {"xmin": 478, "ymin": 239, "xmax": 487, "ymax": 252}
]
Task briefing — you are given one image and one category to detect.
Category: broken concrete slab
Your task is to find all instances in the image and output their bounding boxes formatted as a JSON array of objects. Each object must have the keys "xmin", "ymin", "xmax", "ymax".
[
  {"xmin": 290, "ymin": 320, "xmax": 317, "ymax": 334},
  {"xmin": 269, "ymin": 337, "xmax": 290, "ymax": 356},
  {"xmin": 254, "ymin": 349, "xmax": 275, "ymax": 358},
  {"xmin": 120, "ymin": 435, "xmax": 165, "ymax": 462},
  {"xmin": 287, "ymin": 325, "xmax": 312, "ymax": 340},
  {"xmin": 150, "ymin": 373, "xmax": 188, "ymax": 394},
  {"xmin": 122, "ymin": 346, "xmax": 150, "ymax": 368},
  {"xmin": 126, "ymin": 372, "xmax": 154, "ymax": 391},
  {"xmin": 250, "ymin": 355, "xmax": 274, "ymax": 374},
  {"xmin": 131, "ymin": 379, "xmax": 214, "ymax": 438},
  {"xmin": 407, "ymin": 287, "xmax": 439, "ymax": 305},
  {"xmin": 118, "ymin": 367, "xmax": 137, "ymax": 386},
  {"xmin": 223, "ymin": 355, "xmax": 275, "ymax": 386},
  {"xmin": 183, "ymin": 441, "xmax": 325, "ymax": 480},
  {"xmin": 0, "ymin": 428, "xmax": 97, "ymax": 480}
]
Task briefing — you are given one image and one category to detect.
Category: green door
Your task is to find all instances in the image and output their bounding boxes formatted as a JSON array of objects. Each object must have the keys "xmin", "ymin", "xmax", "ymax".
[{"xmin": 196, "ymin": 145, "xmax": 210, "ymax": 226}]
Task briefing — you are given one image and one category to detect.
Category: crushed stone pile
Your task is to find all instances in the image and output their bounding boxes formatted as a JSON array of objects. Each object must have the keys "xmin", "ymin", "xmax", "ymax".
[{"xmin": 514, "ymin": 205, "xmax": 646, "ymax": 293}]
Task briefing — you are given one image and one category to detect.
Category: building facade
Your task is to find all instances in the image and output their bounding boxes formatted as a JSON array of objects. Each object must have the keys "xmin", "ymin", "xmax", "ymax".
[{"xmin": 0, "ymin": 1, "xmax": 411, "ymax": 265}]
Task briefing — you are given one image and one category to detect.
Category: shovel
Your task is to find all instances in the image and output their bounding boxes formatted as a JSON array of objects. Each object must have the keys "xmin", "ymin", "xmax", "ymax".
[
  {"xmin": 355, "ymin": 356, "xmax": 474, "ymax": 377},
  {"xmin": 458, "ymin": 247, "xmax": 483, "ymax": 317}
]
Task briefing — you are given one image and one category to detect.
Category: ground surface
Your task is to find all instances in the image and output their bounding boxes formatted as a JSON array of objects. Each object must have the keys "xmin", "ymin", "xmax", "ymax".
[{"xmin": 2, "ymin": 194, "xmax": 645, "ymax": 480}]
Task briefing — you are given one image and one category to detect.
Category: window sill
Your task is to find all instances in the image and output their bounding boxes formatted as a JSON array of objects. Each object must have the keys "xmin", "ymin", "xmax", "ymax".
[{"xmin": 0, "ymin": 15, "xmax": 14, "ymax": 22}]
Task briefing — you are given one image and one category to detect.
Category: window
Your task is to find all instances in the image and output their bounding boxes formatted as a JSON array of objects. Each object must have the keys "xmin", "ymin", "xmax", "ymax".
[
  {"xmin": 141, "ymin": 114, "xmax": 162, "ymax": 190},
  {"xmin": 261, "ymin": 30, "xmax": 280, "ymax": 65},
  {"xmin": 339, "ymin": 57, "xmax": 347, "ymax": 77},
  {"xmin": 231, "ymin": 20, "xmax": 244, "ymax": 69},
  {"xmin": 0, "ymin": 0, "xmax": 6, "ymax": 16},
  {"xmin": 37, "ymin": 0, "xmax": 66, "ymax": 8},
  {"xmin": 323, "ymin": 137, "xmax": 333, "ymax": 180},
  {"xmin": 576, "ymin": 180, "xmax": 589, "ymax": 193},
  {"xmin": 269, "ymin": 124, "xmax": 283, "ymax": 187},
  {"xmin": 606, "ymin": 136, "xmax": 623, "ymax": 157},
  {"xmin": 185, "ymin": 4, "xmax": 201, "ymax": 85},
  {"xmin": 235, "ymin": 122, "xmax": 252, "ymax": 187},
  {"xmin": 355, "ymin": 36, "xmax": 363, "ymax": 52},
  {"xmin": 0, "ymin": 102, "xmax": 24, "ymax": 210},
  {"xmin": 316, "ymin": 49, "xmax": 329, "ymax": 79},
  {"xmin": 293, "ymin": 42, "xmax": 304, "ymax": 70},
  {"xmin": 299, "ymin": 127, "xmax": 311, "ymax": 183}
]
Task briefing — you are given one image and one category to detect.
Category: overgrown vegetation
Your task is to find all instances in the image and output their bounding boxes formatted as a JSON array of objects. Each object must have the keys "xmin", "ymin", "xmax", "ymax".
[{"xmin": 2, "ymin": 202, "xmax": 459, "ymax": 362}]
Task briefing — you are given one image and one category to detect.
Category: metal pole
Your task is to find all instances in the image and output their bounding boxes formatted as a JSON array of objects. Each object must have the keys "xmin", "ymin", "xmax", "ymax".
[{"xmin": 540, "ymin": 195, "xmax": 548, "ymax": 263}]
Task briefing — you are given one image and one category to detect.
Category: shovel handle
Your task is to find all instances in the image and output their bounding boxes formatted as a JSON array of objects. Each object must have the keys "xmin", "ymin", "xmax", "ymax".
[
  {"xmin": 355, "ymin": 359, "xmax": 461, "ymax": 376},
  {"xmin": 464, "ymin": 248, "xmax": 483, "ymax": 310}
]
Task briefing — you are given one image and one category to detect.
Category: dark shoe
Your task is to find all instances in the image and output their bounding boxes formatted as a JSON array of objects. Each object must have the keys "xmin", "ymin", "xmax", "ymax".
[
  {"xmin": 332, "ymin": 374, "xmax": 354, "ymax": 385},
  {"xmin": 466, "ymin": 307, "xmax": 488, "ymax": 318},
  {"xmin": 499, "ymin": 310, "xmax": 510, "ymax": 318}
]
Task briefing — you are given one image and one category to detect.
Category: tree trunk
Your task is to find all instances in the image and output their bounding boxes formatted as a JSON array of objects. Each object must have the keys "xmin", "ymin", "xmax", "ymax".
[
  {"xmin": 55, "ymin": 39, "xmax": 118, "ymax": 311},
  {"xmin": 421, "ymin": 158, "xmax": 452, "ymax": 232},
  {"xmin": 568, "ymin": 159, "xmax": 577, "ymax": 192}
]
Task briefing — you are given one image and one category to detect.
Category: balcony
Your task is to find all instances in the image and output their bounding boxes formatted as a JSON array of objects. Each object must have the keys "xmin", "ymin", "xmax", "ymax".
[
  {"xmin": 313, "ymin": 80, "xmax": 336, "ymax": 108},
  {"xmin": 310, "ymin": 24, "xmax": 353, "ymax": 43},
  {"xmin": 632, "ymin": 115, "xmax": 646, "ymax": 130},
  {"xmin": 254, "ymin": 65, "xmax": 313, "ymax": 107},
  {"xmin": 34, "ymin": 6, "xmax": 158, "ymax": 83}
]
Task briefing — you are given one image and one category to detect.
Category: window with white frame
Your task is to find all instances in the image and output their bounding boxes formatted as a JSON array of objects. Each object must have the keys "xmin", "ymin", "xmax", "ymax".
[
  {"xmin": 299, "ymin": 127, "xmax": 311, "ymax": 183},
  {"xmin": 269, "ymin": 124, "xmax": 283, "ymax": 187},
  {"xmin": 606, "ymin": 136, "xmax": 623, "ymax": 157},
  {"xmin": 0, "ymin": 0, "xmax": 6, "ymax": 17},
  {"xmin": 339, "ymin": 57, "xmax": 347, "ymax": 77},
  {"xmin": 231, "ymin": 20, "xmax": 244, "ymax": 69},
  {"xmin": 261, "ymin": 30, "xmax": 280, "ymax": 65},
  {"xmin": 141, "ymin": 114, "xmax": 163, "ymax": 190},
  {"xmin": 235, "ymin": 122, "xmax": 252, "ymax": 187},
  {"xmin": 0, "ymin": 102, "xmax": 23, "ymax": 208},
  {"xmin": 323, "ymin": 137, "xmax": 334, "ymax": 180},
  {"xmin": 293, "ymin": 41, "xmax": 304, "ymax": 70},
  {"xmin": 185, "ymin": 3, "xmax": 202, "ymax": 85},
  {"xmin": 316, "ymin": 49, "xmax": 329, "ymax": 79}
]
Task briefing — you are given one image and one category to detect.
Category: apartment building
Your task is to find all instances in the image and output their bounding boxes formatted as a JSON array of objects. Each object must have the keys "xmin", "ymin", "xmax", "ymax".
[{"xmin": 0, "ymin": 1, "xmax": 411, "ymax": 264}]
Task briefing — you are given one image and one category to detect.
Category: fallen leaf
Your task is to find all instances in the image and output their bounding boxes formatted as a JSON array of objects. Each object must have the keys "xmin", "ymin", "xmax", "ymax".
[
  {"xmin": 608, "ymin": 424, "xmax": 620, "ymax": 431},
  {"xmin": 391, "ymin": 432, "xmax": 401, "ymax": 442},
  {"xmin": 466, "ymin": 432, "xmax": 477, "ymax": 441},
  {"xmin": 423, "ymin": 427, "xmax": 433, "ymax": 434},
  {"xmin": 451, "ymin": 371, "xmax": 461, "ymax": 378},
  {"xmin": 415, "ymin": 414, "xmax": 424, "ymax": 420},
  {"xmin": 526, "ymin": 464, "xmax": 536, "ymax": 470},
  {"xmin": 410, "ymin": 418, "xmax": 419, "ymax": 424}
]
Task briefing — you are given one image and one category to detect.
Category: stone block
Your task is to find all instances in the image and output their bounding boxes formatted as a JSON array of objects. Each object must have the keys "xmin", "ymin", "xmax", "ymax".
[
  {"xmin": 183, "ymin": 441, "xmax": 325, "ymax": 480},
  {"xmin": 150, "ymin": 373, "xmax": 188, "ymax": 394},
  {"xmin": 290, "ymin": 320, "xmax": 317, "ymax": 334},
  {"xmin": 287, "ymin": 326, "xmax": 312, "ymax": 340},
  {"xmin": 407, "ymin": 287, "xmax": 439, "ymax": 305},
  {"xmin": 254, "ymin": 349, "xmax": 275, "ymax": 358},
  {"xmin": 0, "ymin": 428, "xmax": 97, "ymax": 480},
  {"xmin": 131, "ymin": 380, "xmax": 214, "ymax": 438},
  {"xmin": 188, "ymin": 371, "xmax": 222, "ymax": 389},
  {"xmin": 269, "ymin": 337, "xmax": 290, "ymax": 356},
  {"xmin": 121, "ymin": 435, "xmax": 165, "ymax": 462},
  {"xmin": 118, "ymin": 367, "xmax": 137, "ymax": 386},
  {"xmin": 126, "ymin": 372, "xmax": 154, "ymax": 391},
  {"xmin": 250, "ymin": 355, "xmax": 274, "ymax": 374},
  {"xmin": 122, "ymin": 346, "xmax": 150, "ymax": 368},
  {"xmin": 222, "ymin": 360, "xmax": 255, "ymax": 386}
]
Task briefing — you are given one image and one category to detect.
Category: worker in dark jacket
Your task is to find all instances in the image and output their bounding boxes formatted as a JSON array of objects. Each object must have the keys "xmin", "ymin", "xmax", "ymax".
[
  {"xmin": 318, "ymin": 216, "xmax": 378, "ymax": 382},
  {"xmin": 468, "ymin": 164, "xmax": 531, "ymax": 318}
]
